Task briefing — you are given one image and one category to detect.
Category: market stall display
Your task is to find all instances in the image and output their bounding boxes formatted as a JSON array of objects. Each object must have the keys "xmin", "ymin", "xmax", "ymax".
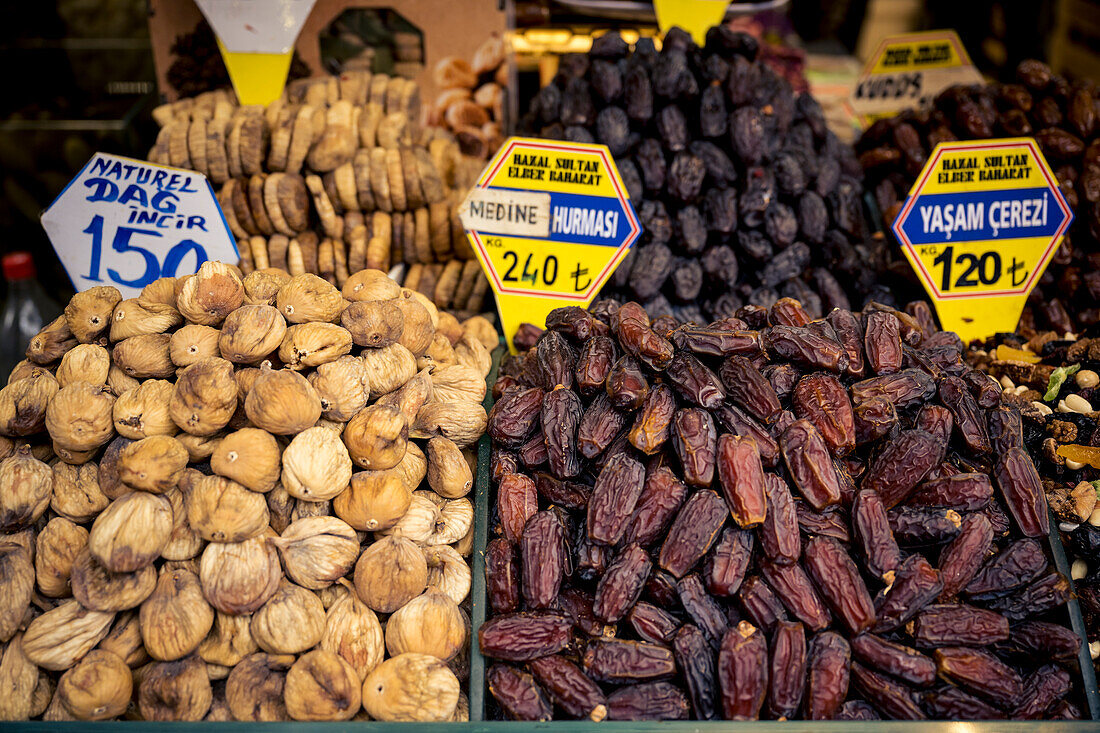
[
  {"xmin": 968, "ymin": 329, "xmax": 1100, "ymax": 661},
  {"xmin": 0, "ymin": 262, "xmax": 495, "ymax": 721},
  {"xmin": 148, "ymin": 70, "xmax": 491, "ymax": 317},
  {"xmin": 857, "ymin": 60, "xmax": 1100, "ymax": 334},
  {"xmin": 519, "ymin": 27, "xmax": 882, "ymax": 323},
  {"xmin": 480, "ymin": 297, "xmax": 1087, "ymax": 721}
]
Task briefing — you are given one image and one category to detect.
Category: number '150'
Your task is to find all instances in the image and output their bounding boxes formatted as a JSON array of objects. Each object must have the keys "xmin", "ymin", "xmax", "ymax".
[{"xmin": 82, "ymin": 214, "xmax": 209, "ymax": 287}]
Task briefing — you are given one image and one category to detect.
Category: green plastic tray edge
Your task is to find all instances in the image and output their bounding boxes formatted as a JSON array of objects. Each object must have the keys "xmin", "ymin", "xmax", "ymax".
[
  {"xmin": 470, "ymin": 344, "xmax": 504, "ymax": 722},
  {"xmin": 1047, "ymin": 513, "xmax": 1100, "ymax": 718}
]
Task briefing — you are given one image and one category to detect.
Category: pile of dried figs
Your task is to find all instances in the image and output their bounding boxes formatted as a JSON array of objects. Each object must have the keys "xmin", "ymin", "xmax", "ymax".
[
  {"xmin": 480, "ymin": 297, "xmax": 1086, "ymax": 721},
  {"xmin": 520, "ymin": 27, "xmax": 880, "ymax": 322},
  {"xmin": 0, "ymin": 261, "xmax": 495, "ymax": 721},
  {"xmin": 857, "ymin": 59, "xmax": 1100, "ymax": 333},
  {"xmin": 151, "ymin": 70, "xmax": 491, "ymax": 316}
]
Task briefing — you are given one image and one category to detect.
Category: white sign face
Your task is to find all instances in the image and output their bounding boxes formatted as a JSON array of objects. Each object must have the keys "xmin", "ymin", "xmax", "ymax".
[
  {"xmin": 41, "ymin": 153, "xmax": 239, "ymax": 299},
  {"xmin": 195, "ymin": 0, "xmax": 317, "ymax": 54}
]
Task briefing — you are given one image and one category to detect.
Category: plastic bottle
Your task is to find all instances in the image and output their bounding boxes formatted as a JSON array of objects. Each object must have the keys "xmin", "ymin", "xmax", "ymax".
[{"xmin": 0, "ymin": 253, "xmax": 62, "ymax": 379}]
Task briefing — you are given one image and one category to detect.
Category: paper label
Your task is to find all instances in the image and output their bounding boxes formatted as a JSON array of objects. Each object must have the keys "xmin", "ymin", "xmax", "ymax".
[
  {"xmin": 40, "ymin": 153, "xmax": 239, "ymax": 299},
  {"xmin": 460, "ymin": 138, "xmax": 641, "ymax": 352},
  {"xmin": 653, "ymin": 0, "xmax": 730, "ymax": 46},
  {"xmin": 458, "ymin": 188, "xmax": 551, "ymax": 239},
  {"xmin": 851, "ymin": 30, "xmax": 983, "ymax": 127},
  {"xmin": 892, "ymin": 138, "xmax": 1074, "ymax": 342}
]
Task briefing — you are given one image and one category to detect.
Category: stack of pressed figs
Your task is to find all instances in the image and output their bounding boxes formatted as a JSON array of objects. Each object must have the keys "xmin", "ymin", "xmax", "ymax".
[
  {"xmin": 0, "ymin": 261, "xmax": 493, "ymax": 721},
  {"xmin": 481, "ymin": 297, "xmax": 1086, "ymax": 721}
]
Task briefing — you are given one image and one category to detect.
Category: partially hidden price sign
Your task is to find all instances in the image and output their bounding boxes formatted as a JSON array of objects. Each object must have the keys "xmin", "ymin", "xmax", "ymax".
[
  {"xmin": 892, "ymin": 138, "xmax": 1074, "ymax": 343},
  {"xmin": 851, "ymin": 30, "xmax": 983, "ymax": 128},
  {"xmin": 195, "ymin": 0, "xmax": 317, "ymax": 106},
  {"xmin": 653, "ymin": 0, "xmax": 730, "ymax": 46},
  {"xmin": 41, "ymin": 153, "xmax": 239, "ymax": 299},
  {"xmin": 459, "ymin": 138, "xmax": 641, "ymax": 352}
]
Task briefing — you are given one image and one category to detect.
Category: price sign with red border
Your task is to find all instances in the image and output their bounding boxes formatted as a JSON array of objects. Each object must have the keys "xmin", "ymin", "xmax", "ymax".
[
  {"xmin": 892, "ymin": 138, "xmax": 1074, "ymax": 342},
  {"xmin": 459, "ymin": 137, "xmax": 640, "ymax": 350}
]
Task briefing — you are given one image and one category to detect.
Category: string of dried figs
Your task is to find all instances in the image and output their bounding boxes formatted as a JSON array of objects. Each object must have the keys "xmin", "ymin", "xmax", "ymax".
[
  {"xmin": 519, "ymin": 26, "xmax": 880, "ymax": 323},
  {"xmin": 480, "ymin": 297, "xmax": 1086, "ymax": 721},
  {"xmin": 857, "ymin": 59, "xmax": 1100, "ymax": 333},
  {"xmin": 149, "ymin": 69, "xmax": 491, "ymax": 315},
  {"xmin": 0, "ymin": 260, "xmax": 495, "ymax": 722},
  {"xmin": 965, "ymin": 328, "xmax": 1100, "ymax": 664}
]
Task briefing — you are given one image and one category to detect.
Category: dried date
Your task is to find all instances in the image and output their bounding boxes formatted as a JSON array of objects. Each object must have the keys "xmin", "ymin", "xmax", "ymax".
[
  {"xmin": 780, "ymin": 419, "xmax": 842, "ymax": 510},
  {"xmin": 803, "ymin": 536, "xmax": 875, "ymax": 635},
  {"xmin": 658, "ymin": 488, "xmax": 728, "ymax": 578},
  {"xmin": 672, "ymin": 408, "xmax": 717, "ymax": 486},
  {"xmin": 486, "ymin": 537, "xmax": 520, "ymax": 614},
  {"xmin": 607, "ymin": 682, "xmax": 691, "ymax": 721},
  {"xmin": 522, "ymin": 510, "xmax": 566, "ymax": 609},
  {"xmin": 479, "ymin": 612, "xmax": 574, "ymax": 661},
  {"xmin": 594, "ymin": 543, "xmax": 652, "ymax": 623},
  {"xmin": 488, "ymin": 664, "xmax": 553, "ymax": 721},
  {"xmin": 767, "ymin": 620, "xmax": 807, "ymax": 719},
  {"xmin": 628, "ymin": 384, "xmax": 676, "ymax": 454},
  {"xmin": 583, "ymin": 638, "xmax": 676, "ymax": 684},
  {"xmin": 804, "ymin": 631, "xmax": 850, "ymax": 720},
  {"xmin": 587, "ymin": 453, "xmax": 646, "ymax": 546},
  {"xmin": 716, "ymin": 434, "xmax": 768, "ymax": 527},
  {"xmin": 849, "ymin": 633, "xmax": 936, "ymax": 687},
  {"xmin": 718, "ymin": 621, "xmax": 768, "ymax": 720},
  {"xmin": 529, "ymin": 654, "xmax": 608, "ymax": 721},
  {"xmin": 792, "ymin": 373, "xmax": 856, "ymax": 456},
  {"xmin": 674, "ymin": 624, "xmax": 718, "ymax": 720}
]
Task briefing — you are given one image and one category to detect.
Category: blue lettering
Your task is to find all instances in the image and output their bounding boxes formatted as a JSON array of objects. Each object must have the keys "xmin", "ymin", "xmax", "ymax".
[
  {"xmin": 136, "ymin": 168, "xmax": 152, "ymax": 185},
  {"xmin": 179, "ymin": 176, "xmax": 199, "ymax": 193},
  {"xmin": 151, "ymin": 190, "xmax": 178, "ymax": 214},
  {"xmin": 166, "ymin": 174, "xmax": 181, "ymax": 191},
  {"xmin": 89, "ymin": 157, "xmax": 111, "ymax": 176},
  {"xmin": 156, "ymin": 214, "xmax": 175, "ymax": 228},
  {"xmin": 151, "ymin": 170, "xmax": 167, "ymax": 189},
  {"xmin": 107, "ymin": 161, "xmax": 124, "ymax": 178},
  {"xmin": 117, "ymin": 184, "xmax": 149, "ymax": 208},
  {"xmin": 186, "ymin": 215, "xmax": 208, "ymax": 232},
  {"xmin": 83, "ymin": 178, "xmax": 118, "ymax": 203},
  {"xmin": 136, "ymin": 210, "xmax": 158, "ymax": 225}
]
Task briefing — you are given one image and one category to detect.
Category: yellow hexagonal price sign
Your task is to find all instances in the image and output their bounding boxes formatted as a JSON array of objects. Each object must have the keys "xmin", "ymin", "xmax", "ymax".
[
  {"xmin": 850, "ymin": 30, "xmax": 983, "ymax": 128},
  {"xmin": 459, "ymin": 137, "xmax": 641, "ymax": 351},
  {"xmin": 892, "ymin": 138, "xmax": 1074, "ymax": 343}
]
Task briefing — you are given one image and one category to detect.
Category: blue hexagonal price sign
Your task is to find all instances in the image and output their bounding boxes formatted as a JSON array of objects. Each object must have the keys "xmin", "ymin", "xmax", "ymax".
[
  {"xmin": 892, "ymin": 138, "xmax": 1074, "ymax": 342},
  {"xmin": 41, "ymin": 153, "xmax": 239, "ymax": 299},
  {"xmin": 459, "ymin": 137, "xmax": 640, "ymax": 350}
]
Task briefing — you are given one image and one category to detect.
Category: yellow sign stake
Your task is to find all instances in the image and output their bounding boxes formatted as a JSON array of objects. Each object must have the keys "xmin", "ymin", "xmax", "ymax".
[
  {"xmin": 653, "ymin": 0, "xmax": 730, "ymax": 46},
  {"xmin": 892, "ymin": 138, "xmax": 1074, "ymax": 343},
  {"xmin": 459, "ymin": 137, "xmax": 641, "ymax": 352}
]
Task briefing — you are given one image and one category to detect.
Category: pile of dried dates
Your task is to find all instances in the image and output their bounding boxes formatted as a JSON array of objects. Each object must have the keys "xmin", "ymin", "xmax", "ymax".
[
  {"xmin": 480, "ymin": 297, "xmax": 1086, "ymax": 721},
  {"xmin": 857, "ymin": 59, "xmax": 1100, "ymax": 333},
  {"xmin": 519, "ymin": 27, "xmax": 882, "ymax": 322}
]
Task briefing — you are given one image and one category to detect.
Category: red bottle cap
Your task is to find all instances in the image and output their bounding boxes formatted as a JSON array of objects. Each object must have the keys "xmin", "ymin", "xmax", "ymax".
[{"xmin": 2, "ymin": 252, "xmax": 36, "ymax": 281}]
